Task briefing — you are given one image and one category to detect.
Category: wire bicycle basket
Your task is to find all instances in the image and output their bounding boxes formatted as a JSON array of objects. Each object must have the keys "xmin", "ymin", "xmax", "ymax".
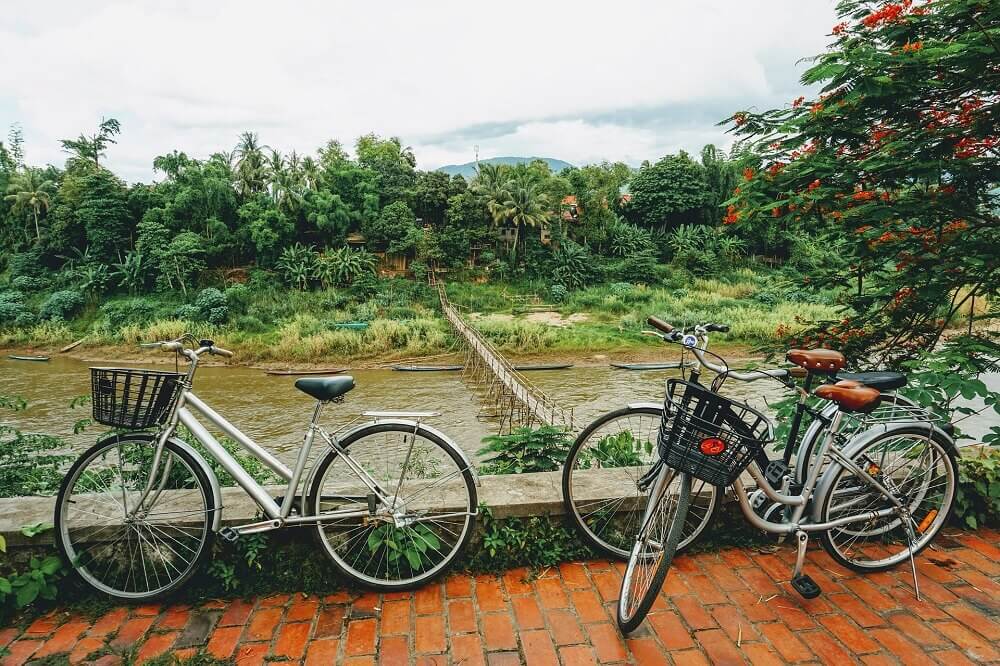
[
  {"xmin": 657, "ymin": 379, "xmax": 772, "ymax": 486},
  {"xmin": 91, "ymin": 368, "xmax": 183, "ymax": 429}
]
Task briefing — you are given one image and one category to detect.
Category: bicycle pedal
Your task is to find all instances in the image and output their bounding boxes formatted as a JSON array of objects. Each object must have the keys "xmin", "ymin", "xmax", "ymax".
[
  {"xmin": 765, "ymin": 460, "xmax": 789, "ymax": 486},
  {"xmin": 790, "ymin": 574, "xmax": 821, "ymax": 599},
  {"xmin": 218, "ymin": 527, "xmax": 240, "ymax": 544}
]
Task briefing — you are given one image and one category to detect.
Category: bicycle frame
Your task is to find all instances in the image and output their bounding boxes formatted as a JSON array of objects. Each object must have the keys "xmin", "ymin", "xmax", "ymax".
[
  {"xmin": 134, "ymin": 378, "xmax": 410, "ymax": 536},
  {"xmin": 730, "ymin": 409, "xmax": 903, "ymax": 535}
]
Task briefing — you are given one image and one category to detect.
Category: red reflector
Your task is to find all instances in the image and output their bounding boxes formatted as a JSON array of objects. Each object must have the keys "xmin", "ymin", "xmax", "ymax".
[{"xmin": 699, "ymin": 438, "xmax": 726, "ymax": 456}]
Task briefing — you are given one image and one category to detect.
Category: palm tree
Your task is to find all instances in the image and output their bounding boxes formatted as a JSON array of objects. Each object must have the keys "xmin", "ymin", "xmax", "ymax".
[
  {"xmin": 503, "ymin": 174, "xmax": 550, "ymax": 262},
  {"xmin": 60, "ymin": 117, "xmax": 121, "ymax": 169},
  {"xmin": 472, "ymin": 163, "xmax": 512, "ymax": 225},
  {"xmin": 233, "ymin": 132, "xmax": 269, "ymax": 197},
  {"xmin": 4, "ymin": 169, "xmax": 56, "ymax": 241}
]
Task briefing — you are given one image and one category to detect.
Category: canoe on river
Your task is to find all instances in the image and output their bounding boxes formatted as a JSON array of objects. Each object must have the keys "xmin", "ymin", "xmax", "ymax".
[
  {"xmin": 391, "ymin": 365, "xmax": 464, "ymax": 372},
  {"xmin": 265, "ymin": 368, "xmax": 347, "ymax": 376},
  {"xmin": 512, "ymin": 363, "xmax": 574, "ymax": 371},
  {"xmin": 7, "ymin": 355, "xmax": 50, "ymax": 362},
  {"xmin": 610, "ymin": 361, "xmax": 693, "ymax": 370}
]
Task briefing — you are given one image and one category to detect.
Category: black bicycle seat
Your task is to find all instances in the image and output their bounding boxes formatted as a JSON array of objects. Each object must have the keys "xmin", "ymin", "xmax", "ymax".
[{"xmin": 835, "ymin": 371, "xmax": 906, "ymax": 392}]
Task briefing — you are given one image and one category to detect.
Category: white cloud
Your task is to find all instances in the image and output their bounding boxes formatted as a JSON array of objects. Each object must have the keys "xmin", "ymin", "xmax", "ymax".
[{"xmin": 0, "ymin": 0, "xmax": 839, "ymax": 180}]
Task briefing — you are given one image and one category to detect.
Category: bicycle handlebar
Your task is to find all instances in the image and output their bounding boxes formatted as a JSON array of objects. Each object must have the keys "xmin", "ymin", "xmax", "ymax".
[
  {"xmin": 644, "ymin": 317, "xmax": 788, "ymax": 383},
  {"xmin": 141, "ymin": 337, "xmax": 233, "ymax": 358}
]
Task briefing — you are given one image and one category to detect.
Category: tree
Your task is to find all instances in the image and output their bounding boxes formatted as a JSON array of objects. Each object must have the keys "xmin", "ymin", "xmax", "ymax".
[
  {"xmin": 161, "ymin": 232, "xmax": 206, "ymax": 296},
  {"xmin": 75, "ymin": 170, "xmax": 131, "ymax": 258},
  {"xmin": 699, "ymin": 145, "xmax": 744, "ymax": 224},
  {"xmin": 59, "ymin": 118, "xmax": 121, "ymax": 169},
  {"xmin": 4, "ymin": 169, "xmax": 55, "ymax": 241},
  {"xmin": 502, "ymin": 174, "xmax": 550, "ymax": 263},
  {"xmin": 233, "ymin": 131, "xmax": 269, "ymax": 198},
  {"xmin": 725, "ymin": 0, "xmax": 1000, "ymax": 363},
  {"xmin": 362, "ymin": 201, "xmax": 420, "ymax": 254},
  {"xmin": 624, "ymin": 152, "xmax": 710, "ymax": 231},
  {"xmin": 355, "ymin": 134, "xmax": 416, "ymax": 205}
]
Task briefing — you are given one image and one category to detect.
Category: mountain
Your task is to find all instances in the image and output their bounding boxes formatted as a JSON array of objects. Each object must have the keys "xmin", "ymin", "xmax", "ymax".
[{"xmin": 436, "ymin": 156, "xmax": 573, "ymax": 180}]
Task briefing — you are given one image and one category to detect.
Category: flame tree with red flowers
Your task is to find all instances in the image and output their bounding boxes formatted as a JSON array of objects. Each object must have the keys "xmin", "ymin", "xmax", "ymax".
[{"xmin": 723, "ymin": 0, "xmax": 998, "ymax": 372}]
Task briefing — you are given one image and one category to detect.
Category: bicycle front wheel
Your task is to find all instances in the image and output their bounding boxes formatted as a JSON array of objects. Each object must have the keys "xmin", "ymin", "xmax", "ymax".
[
  {"xmin": 309, "ymin": 423, "xmax": 477, "ymax": 590},
  {"xmin": 818, "ymin": 425, "xmax": 957, "ymax": 572},
  {"xmin": 617, "ymin": 467, "xmax": 691, "ymax": 634},
  {"xmin": 54, "ymin": 435, "xmax": 215, "ymax": 601},
  {"xmin": 562, "ymin": 406, "xmax": 720, "ymax": 560}
]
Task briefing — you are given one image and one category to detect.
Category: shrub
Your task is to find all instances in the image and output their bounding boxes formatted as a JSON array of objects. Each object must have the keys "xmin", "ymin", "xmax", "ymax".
[
  {"xmin": 276, "ymin": 243, "xmax": 318, "ymax": 290},
  {"xmin": 0, "ymin": 302, "xmax": 36, "ymax": 329},
  {"xmin": 550, "ymin": 284, "xmax": 568, "ymax": 303},
  {"xmin": 477, "ymin": 426, "xmax": 573, "ymax": 475},
  {"xmin": 10, "ymin": 276, "xmax": 46, "ymax": 292},
  {"xmin": 609, "ymin": 282, "xmax": 633, "ymax": 298},
  {"xmin": 100, "ymin": 299, "xmax": 156, "ymax": 331},
  {"xmin": 194, "ymin": 288, "xmax": 229, "ymax": 324},
  {"xmin": 7, "ymin": 250, "xmax": 44, "ymax": 281},
  {"xmin": 552, "ymin": 240, "xmax": 599, "ymax": 290},
  {"xmin": 955, "ymin": 448, "xmax": 1000, "ymax": 529},
  {"xmin": 224, "ymin": 284, "xmax": 253, "ymax": 313},
  {"xmin": 38, "ymin": 290, "xmax": 84, "ymax": 321},
  {"xmin": 233, "ymin": 314, "xmax": 268, "ymax": 334},
  {"xmin": 0, "ymin": 291, "xmax": 24, "ymax": 305}
]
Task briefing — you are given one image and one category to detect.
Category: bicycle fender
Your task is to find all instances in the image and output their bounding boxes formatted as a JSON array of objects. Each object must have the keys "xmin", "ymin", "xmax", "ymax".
[
  {"xmin": 626, "ymin": 402, "xmax": 664, "ymax": 411},
  {"xmin": 810, "ymin": 422, "xmax": 955, "ymax": 523},
  {"xmin": 794, "ymin": 402, "xmax": 838, "ymax": 485},
  {"xmin": 95, "ymin": 431, "xmax": 224, "ymax": 531},
  {"xmin": 307, "ymin": 419, "xmax": 480, "ymax": 489}
]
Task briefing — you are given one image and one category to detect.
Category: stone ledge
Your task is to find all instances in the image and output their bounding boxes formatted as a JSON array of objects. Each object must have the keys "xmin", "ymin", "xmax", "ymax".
[{"xmin": 0, "ymin": 470, "xmax": 574, "ymax": 548}]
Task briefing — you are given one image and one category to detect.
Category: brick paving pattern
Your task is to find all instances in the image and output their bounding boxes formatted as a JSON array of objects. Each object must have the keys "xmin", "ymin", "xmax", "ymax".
[{"xmin": 1, "ymin": 529, "xmax": 997, "ymax": 664}]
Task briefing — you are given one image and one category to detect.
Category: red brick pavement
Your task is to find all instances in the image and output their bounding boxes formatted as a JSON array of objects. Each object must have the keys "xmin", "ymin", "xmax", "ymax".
[{"xmin": 1, "ymin": 529, "xmax": 997, "ymax": 664}]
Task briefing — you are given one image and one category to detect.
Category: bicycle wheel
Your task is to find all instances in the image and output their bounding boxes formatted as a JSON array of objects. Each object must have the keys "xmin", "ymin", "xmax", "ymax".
[
  {"xmin": 562, "ymin": 406, "xmax": 720, "ymax": 560},
  {"xmin": 617, "ymin": 468, "xmax": 691, "ymax": 634},
  {"xmin": 818, "ymin": 425, "xmax": 957, "ymax": 572},
  {"xmin": 309, "ymin": 422, "xmax": 477, "ymax": 590},
  {"xmin": 794, "ymin": 393, "xmax": 919, "ymax": 485},
  {"xmin": 54, "ymin": 435, "xmax": 214, "ymax": 600}
]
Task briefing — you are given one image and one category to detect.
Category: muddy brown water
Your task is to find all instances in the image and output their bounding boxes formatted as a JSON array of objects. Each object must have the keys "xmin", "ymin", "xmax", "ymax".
[{"xmin": 2, "ymin": 356, "xmax": 994, "ymax": 466}]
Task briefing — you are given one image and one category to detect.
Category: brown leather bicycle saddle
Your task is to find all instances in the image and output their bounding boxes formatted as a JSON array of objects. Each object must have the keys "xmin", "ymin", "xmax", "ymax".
[
  {"xmin": 814, "ymin": 380, "xmax": 881, "ymax": 413},
  {"xmin": 786, "ymin": 348, "xmax": 846, "ymax": 374}
]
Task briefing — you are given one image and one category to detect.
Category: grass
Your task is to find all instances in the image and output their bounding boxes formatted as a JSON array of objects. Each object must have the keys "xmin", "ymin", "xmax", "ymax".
[{"xmin": 0, "ymin": 268, "xmax": 851, "ymax": 362}]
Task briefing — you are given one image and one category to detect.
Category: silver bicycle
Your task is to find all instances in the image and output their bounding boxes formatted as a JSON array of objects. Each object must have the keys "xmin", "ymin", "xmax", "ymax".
[
  {"xmin": 54, "ymin": 335, "xmax": 478, "ymax": 600},
  {"xmin": 617, "ymin": 333, "xmax": 957, "ymax": 633}
]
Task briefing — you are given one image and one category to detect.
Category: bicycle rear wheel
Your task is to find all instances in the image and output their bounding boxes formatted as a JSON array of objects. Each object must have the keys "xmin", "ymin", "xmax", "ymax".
[
  {"xmin": 54, "ymin": 435, "xmax": 214, "ymax": 601},
  {"xmin": 819, "ymin": 425, "xmax": 957, "ymax": 572},
  {"xmin": 309, "ymin": 422, "xmax": 477, "ymax": 590},
  {"xmin": 562, "ymin": 406, "xmax": 720, "ymax": 560},
  {"xmin": 617, "ymin": 467, "xmax": 691, "ymax": 634}
]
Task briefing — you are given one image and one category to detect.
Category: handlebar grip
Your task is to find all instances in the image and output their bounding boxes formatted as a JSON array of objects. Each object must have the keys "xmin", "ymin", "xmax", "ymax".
[
  {"xmin": 161, "ymin": 341, "xmax": 183, "ymax": 351},
  {"xmin": 211, "ymin": 346, "xmax": 234, "ymax": 358},
  {"xmin": 705, "ymin": 323, "xmax": 730, "ymax": 333},
  {"xmin": 647, "ymin": 316, "xmax": 674, "ymax": 334}
]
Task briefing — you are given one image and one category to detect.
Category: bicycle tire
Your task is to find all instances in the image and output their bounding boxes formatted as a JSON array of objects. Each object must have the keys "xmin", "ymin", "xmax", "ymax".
[
  {"xmin": 54, "ymin": 435, "xmax": 215, "ymax": 601},
  {"xmin": 617, "ymin": 469, "xmax": 691, "ymax": 633},
  {"xmin": 818, "ymin": 425, "xmax": 957, "ymax": 572},
  {"xmin": 562, "ymin": 406, "xmax": 721, "ymax": 560},
  {"xmin": 308, "ymin": 422, "xmax": 477, "ymax": 590}
]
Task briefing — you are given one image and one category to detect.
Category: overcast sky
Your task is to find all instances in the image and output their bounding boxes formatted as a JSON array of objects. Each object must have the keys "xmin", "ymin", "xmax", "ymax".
[{"xmin": 0, "ymin": 1, "xmax": 839, "ymax": 182}]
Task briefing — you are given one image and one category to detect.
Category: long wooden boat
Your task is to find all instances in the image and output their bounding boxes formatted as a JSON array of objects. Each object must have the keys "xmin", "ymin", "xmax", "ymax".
[
  {"xmin": 7, "ymin": 355, "xmax": 50, "ymax": 362},
  {"xmin": 512, "ymin": 363, "xmax": 574, "ymax": 371},
  {"xmin": 610, "ymin": 361, "xmax": 693, "ymax": 370},
  {"xmin": 265, "ymin": 368, "xmax": 347, "ymax": 376},
  {"xmin": 391, "ymin": 365, "xmax": 464, "ymax": 372}
]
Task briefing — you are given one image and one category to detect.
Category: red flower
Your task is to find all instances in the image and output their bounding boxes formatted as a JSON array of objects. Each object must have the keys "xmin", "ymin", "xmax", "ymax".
[
  {"xmin": 767, "ymin": 162, "xmax": 786, "ymax": 178},
  {"xmin": 810, "ymin": 102, "xmax": 824, "ymax": 114},
  {"xmin": 733, "ymin": 112, "xmax": 748, "ymax": 126},
  {"xmin": 856, "ymin": 225, "xmax": 873, "ymax": 234},
  {"xmin": 832, "ymin": 22, "xmax": 848, "ymax": 35},
  {"xmin": 772, "ymin": 207, "xmax": 781, "ymax": 218},
  {"xmin": 902, "ymin": 41, "xmax": 923, "ymax": 52},
  {"xmin": 723, "ymin": 205, "xmax": 740, "ymax": 225},
  {"xmin": 852, "ymin": 190, "xmax": 877, "ymax": 201},
  {"xmin": 792, "ymin": 96, "xmax": 805, "ymax": 108},
  {"xmin": 743, "ymin": 168, "xmax": 755, "ymax": 181},
  {"xmin": 807, "ymin": 179, "xmax": 821, "ymax": 191},
  {"xmin": 940, "ymin": 184, "xmax": 956, "ymax": 195}
]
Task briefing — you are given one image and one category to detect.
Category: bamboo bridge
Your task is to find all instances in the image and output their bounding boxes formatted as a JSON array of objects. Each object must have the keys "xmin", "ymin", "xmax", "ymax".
[{"xmin": 434, "ymin": 280, "xmax": 574, "ymax": 434}]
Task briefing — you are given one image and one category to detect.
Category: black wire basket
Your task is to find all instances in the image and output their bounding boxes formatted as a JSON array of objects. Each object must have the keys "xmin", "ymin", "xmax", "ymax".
[
  {"xmin": 657, "ymin": 379, "xmax": 771, "ymax": 486},
  {"xmin": 90, "ymin": 368, "xmax": 183, "ymax": 429}
]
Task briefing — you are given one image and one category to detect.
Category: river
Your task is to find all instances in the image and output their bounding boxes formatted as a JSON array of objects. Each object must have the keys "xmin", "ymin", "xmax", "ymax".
[{"xmin": 1, "ymin": 356, "xmax": 994, "ymax": 466}]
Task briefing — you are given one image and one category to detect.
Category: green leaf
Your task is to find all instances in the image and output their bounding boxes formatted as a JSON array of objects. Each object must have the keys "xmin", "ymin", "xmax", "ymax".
[
  {"xmin": 20, "ymin": 522, "xmax": 53, "ymax": 538},
  {"xmin": 0, "ymin": 534, "xmax": 5, "ymax": 553},
  {"xmin": 15, "ymin": 581, "xmax": 39, "ymax": 608},
  {"xmin": 404, "ymin": 548, "xmax": 422, "ymax": 570}
]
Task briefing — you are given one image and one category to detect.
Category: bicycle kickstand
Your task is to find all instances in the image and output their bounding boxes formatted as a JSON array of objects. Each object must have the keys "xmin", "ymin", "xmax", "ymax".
[
  {"xmin": 903, "ymin": 516, "xmax": 922, "ymax": 601},
  {"xmin": 790, "ymin": 530, "xmax": 821, "ymax": 599}
]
